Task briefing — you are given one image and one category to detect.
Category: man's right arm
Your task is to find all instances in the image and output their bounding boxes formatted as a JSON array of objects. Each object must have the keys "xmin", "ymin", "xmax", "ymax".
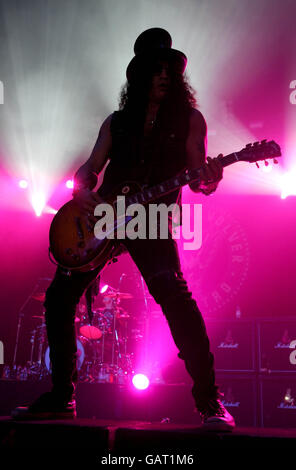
[
  {"xmin": 73, "ymin": 114, "xmax": 113, "ymax": 194},
  {"xmin": 72, "ymin": 114, "xmax": 112, "ymax": 216}
]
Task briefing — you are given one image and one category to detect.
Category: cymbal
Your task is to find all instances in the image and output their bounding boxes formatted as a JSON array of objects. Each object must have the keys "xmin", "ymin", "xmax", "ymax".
[
  {"xmin": 103, "ymin": 292, "xmax": 133, "ymax": 299},
  {"xmin": 32, "ymin": 292, "xmax": 46, "ymax": 302},
  {"xmin": 96, "ymin": 306, "xmax": 124, "ymax": 311}
]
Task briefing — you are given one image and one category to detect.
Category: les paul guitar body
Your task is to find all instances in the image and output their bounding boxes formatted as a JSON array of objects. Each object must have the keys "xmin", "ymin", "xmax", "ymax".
[{"xmin": 49, "ymin": 181, "xmax": 142, "ymax": 272}]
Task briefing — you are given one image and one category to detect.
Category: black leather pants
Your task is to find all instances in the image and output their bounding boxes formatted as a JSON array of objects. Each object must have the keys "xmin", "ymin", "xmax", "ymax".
[{"xmin": 44, "ymin": 236, "xmax": 219, "ymax": 408}]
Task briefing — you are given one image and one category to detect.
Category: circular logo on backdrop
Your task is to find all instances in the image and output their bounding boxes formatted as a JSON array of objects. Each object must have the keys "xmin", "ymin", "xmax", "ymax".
[{"xmin": 180, "ymin": 209, "xmax": 250, "ymax": 313}]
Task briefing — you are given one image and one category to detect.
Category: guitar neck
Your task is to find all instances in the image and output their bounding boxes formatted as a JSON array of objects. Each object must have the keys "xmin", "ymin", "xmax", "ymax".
[{"xmin": 125, "ymin": 152, "xmax": 238, "ymax": 206}]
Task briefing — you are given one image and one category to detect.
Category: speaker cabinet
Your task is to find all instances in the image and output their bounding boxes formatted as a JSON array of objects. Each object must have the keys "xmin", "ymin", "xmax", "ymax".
[
  {"xmin": 216, "ymin": 373, "xmax": 258, "ymax": 427},
  {"xmin": 206, "ymin": 320, "xmax": 256, "ymax": 372},
  {"xmin": 259, "ymin": 376, "xmax": 296, "ymax": 427},
  {"xmin": 258, "ymin": 319, "xmax": 296, "ymax": 373}
]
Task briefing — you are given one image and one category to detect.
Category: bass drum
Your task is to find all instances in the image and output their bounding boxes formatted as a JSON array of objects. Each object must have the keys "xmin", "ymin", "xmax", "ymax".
[{"xmin": 44, "ymin": 339, "xmax": 85, "ymax": 372}]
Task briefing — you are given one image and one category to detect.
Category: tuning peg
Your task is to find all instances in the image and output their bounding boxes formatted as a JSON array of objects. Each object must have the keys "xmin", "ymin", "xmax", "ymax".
[
  {"xmin": 253, "ymin": 141, "xmax": 259, "ymax": 146},
  {"xmin": 261, "ymin": 139, "xmax": 267, "ymax": 144},
  {"xmin": 273, "ymin": 158, "xmax": 278, "ymax": 164},
  {"xmin": 246, "ymin": 143, "xmax": 252, "ymax": 148},
  {"xmin": 264, "ymin": 160, "xmax": 269, "ymax": 166},
  {"xmin": 256, "ymin": 162, "xmax": 260, "ymax": 168}
]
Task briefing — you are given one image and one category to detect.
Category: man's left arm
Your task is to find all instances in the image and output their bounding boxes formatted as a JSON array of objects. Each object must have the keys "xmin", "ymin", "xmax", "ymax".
[{"xmin": 186, "ymin": 109, "xmax": 223, "ymax": 195}]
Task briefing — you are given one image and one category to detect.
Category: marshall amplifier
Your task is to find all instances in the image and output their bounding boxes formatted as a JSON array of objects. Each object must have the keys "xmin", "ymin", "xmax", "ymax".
[
  {"xmin": 259, "ymin": 375, "xmax": 296, "ymax": 427},
  {"xmin": 258, "ymin": 318, "xmax": 296, "ymax": 373},
  {"xmin": 205, "ymin": 320, "xmax": 256, "ymax": 372},
  {"xmin": 216, "ymin": 373, "xmax": 258, "ymax": 427}
]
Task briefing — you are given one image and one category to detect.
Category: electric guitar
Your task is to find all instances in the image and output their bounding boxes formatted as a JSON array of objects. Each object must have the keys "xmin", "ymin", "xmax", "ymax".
[{"xmin": 49, "ymin": 140, "xmax": 281, "ymax": 272}]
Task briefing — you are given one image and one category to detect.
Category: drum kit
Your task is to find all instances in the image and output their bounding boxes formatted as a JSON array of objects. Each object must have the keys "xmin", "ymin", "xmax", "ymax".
[
  {"xmin": 10, "ymin": 282, "xmax": 140, "ymax": 384},
  {"xmin": 75, "ymin": 290, "xmax": 134, "ymax": 384}
]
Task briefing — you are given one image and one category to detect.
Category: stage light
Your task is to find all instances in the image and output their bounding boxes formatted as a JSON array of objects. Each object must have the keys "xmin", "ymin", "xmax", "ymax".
[
  {"xmin": 18, "ymin": 179, "xmax": 28, "ymax": 189},
  {"xmin": 31, "ymin": 191, "xmax": 46, "ymax": 217},
  {"xmin": 66, "ymin": 179, "xmax": 74, "ymax": 189},
  {"xmin": 132, "ymin": 374, "xmax": 150, "ymax": 390},
  {"xmin": 100, "ymin": 284, "xmax": 109, "ymax": 294},
  {"xmin": 280, "ymin": 170, "xmax": 296, "ymax": 199}
]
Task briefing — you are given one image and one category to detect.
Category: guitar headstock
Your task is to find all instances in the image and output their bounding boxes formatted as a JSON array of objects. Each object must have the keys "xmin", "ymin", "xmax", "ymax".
[{"xmin": 237, "ymin": 140, "xmax": 281, "ymax": 164}]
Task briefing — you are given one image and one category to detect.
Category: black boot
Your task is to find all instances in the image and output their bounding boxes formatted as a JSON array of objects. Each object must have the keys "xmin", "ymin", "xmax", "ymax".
[{"xmin": 11, "ymin": 391, "xmax": 76, "ymax": 420}]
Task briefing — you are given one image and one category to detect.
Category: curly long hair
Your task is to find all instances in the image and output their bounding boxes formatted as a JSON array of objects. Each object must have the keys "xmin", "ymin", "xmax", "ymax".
[{"xmin": 118, "ymin": 58, "xmax": 197, "ymax": 132}]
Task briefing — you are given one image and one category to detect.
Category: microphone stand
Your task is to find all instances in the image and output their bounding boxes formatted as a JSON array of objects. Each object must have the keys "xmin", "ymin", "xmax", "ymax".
[
  {"xmin": 12, "ymin": 281, "xmax": 42, "ymax": 369},
  {"xmin": 139, "ymin": 273, "xmax": 150, "ymax": 368},
  {"xmin": 85, "ymin": 275, "xmax": 101, "ymax": 325},
  {"xmin": 111, "ymin": 274, "xmax": 126, "ymax": 377}
]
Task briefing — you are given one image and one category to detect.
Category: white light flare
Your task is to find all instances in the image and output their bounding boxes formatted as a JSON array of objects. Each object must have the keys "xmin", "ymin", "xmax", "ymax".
[
  {"xmin": 66, "ymin": 179, "xmax": 74, "ymax": 189},
  {"xmin": 18, "ymin": 179, "xmax": 28, "ymax": 189},
  {"xmin": 31, "ymin": 191, "xmax": 46, "ymax": 217},
  {"xmin": 261, "ymin": 161, "xmax": 273, "ymax": 173},
  {"xmin": 100, "ymin": 284, "xmax": 109, "ymax": 294},
  {"xmin": 43, "ymin": 205, "xmax": 58, "ymax": 215},
  {"xmin": 132, "ymin": 374, "xmax": 150, "ymax": 390},
  {"xmin": 280, "ymin": 169, "xmax": 296, "ymax": 199}
]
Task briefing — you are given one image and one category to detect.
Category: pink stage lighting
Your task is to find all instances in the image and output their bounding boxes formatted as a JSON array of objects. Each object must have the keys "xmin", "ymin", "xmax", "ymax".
[
  {"xmin": 66, "ymin": 179, "xmax": 74, "ymax": 189},
  {"xmin": 100, "ymin": 284, "xmax": 109, "ymax": 294},
  {"xmin": 132, "ymin": 374, "xmax": 150, "ymax": 390},
  {"xmin": 18, "ymin": 179, "xmax": 28, "ymax": 189}
]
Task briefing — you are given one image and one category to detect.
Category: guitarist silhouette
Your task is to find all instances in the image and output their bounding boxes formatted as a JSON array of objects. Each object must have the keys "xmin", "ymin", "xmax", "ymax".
[{"xmin": 12, "ymin": 28, "xmax": 236, "ymax": 429}]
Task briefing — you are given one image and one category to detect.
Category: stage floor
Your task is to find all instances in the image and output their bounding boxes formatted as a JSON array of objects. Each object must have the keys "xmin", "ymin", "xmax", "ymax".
[
  {"xmin": 1, "ymin": 379, "xmax": 296, "ymax": 465},
  {"xmin": 1, "ymin": 417, "xmax": 295, "ymax": 466}
]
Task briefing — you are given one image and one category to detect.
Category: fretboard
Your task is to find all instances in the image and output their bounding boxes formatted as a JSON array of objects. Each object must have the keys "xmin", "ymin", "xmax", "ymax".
[{"xmin": 125, "ymin": 152, "xmax": 238, "ymax": 206}]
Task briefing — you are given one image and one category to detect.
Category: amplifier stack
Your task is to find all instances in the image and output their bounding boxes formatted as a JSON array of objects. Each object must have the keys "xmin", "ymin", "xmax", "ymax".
[
  {"xmin": 164, "ymin": 317, "xmax": 296, "ymax": 427},
  {"xmin": 208, "ymin": 318, "xmax": 296, "ymax": 427}
]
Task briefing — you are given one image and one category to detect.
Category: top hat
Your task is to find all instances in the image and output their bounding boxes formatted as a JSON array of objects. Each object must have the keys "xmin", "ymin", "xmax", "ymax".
[{"xmin": 126, "ymin": 28, "xmax": 187, "ymax": 82}]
